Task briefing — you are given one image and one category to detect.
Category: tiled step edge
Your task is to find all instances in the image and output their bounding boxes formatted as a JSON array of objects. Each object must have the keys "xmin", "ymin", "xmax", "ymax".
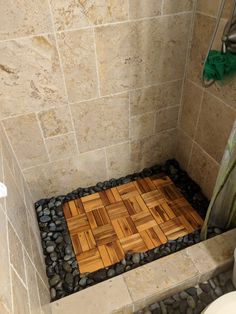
[{"xmin": 50, "ymin": 229, "xmax": 236, "ymax": 314}]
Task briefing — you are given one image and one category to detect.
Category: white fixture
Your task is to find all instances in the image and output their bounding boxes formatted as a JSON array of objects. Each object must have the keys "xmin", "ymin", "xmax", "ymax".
[
  {"xmin": 201, "ymin": 291, "xmax": 236, "ymax": 314},
  {"xmin": 0, "ymin": 182, "xmax": 7, "ymax": 198}
]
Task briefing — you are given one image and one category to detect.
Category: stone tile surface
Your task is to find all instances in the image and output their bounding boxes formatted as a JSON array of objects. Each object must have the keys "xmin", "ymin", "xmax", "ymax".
[
  {"xmin": 0, "ymin": 0, "xmax": 52, "ymax": 40},
  {"xmin": 129, "ymin": 0, "xmax": 162, "ymax": 19},
  {"xmin": 95, "ymin": 15, "xmax": 191, "ymax": 95},
  {"xmin": 8, "ymin": 222, "xmax": 26, "ymax": 284},
  {"xmin": 57, "ymin": 29, "xmax": 98, "ymax": 103},
  {"xmin": 71, "ymin": 93, "xmax": 129, "ymax": 153},
  {"xmin": 0, "ymin": 207, "xmax": 12, "ymax": 312},
  {"xmin": 0, "ymin": 35, "xmax": 66, "ymax": 120},
  {"xmin": 46, "ymin": 133, "xmax": 77, "ymax": 161},
  {"xmin": 179, "ymin": 80, "xmax": 203, "ymax": 138},
  {"xmin": 11, "ymin": 267, "xmax": 30, "ymax": 314},
  {"xmin": 197, "ymin": 0, "xmax": 220, "ymax": 16},
  {"xmin": 50, "ymin": 276, "xmax": 132, "ymax": 314},
  {"xmin": 130, "ymin": 81, "xmax": 182, "ymax": 116},
  {"xmin": 50, "ymin": 0, "xmax": 129, "ymax": 31},
  {"xmin": 195, "ymin": 92, "xmax": 236, "ymax": 163},
  {"xmin": 155, "ymin": 106, "xmax": 179, "ymax": 133},
  {"xmin": 38, "ymin": 106, "xmax": 73, "ymax": 138},
  {"xmin": 188, "ymin": 13, "xmax": 216, "ymax": 84},
  {"xmin": 175, "ymin": 129, "xmax": 192, "ymax": 170},
  {"xmin": 37, "ymin": 275, "xmax": 52, "ymax": 314},
  {"xmin": 188, "ymin": 143, "xmax": 219, "ymax": 199},
  {"xmin": 163, "ymin": 0, "xmax": 193, "ymax": 14},
  {"xmin": 2, "ymin": 114, "xmax": 48, "ymax": 169},
  {"xmin": 130, "ymin": 112, "xmax": 155, "ymax": 140}
]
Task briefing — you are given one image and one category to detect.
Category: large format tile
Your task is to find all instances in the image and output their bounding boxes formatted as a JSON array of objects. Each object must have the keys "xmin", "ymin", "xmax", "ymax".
[
  {"xmin": 2, "ymin": 114, "xmax": 48, "ymax": 169},
  {"xmin": 130, "ymin": 112, "xmax": 155, "ymax": 140},
  {"xmin": 95, "ymin": 15, "xmax": 191, "ymax": 95},
  {"xmin": 51, "ymin": 276, "xmax": 132, "ymax": 314},
  {"xmin": 38, "ymin": 106, "xmax": 73, "ymax": 138},
  {"xmin": 50, "ymin": 0, "xmax": 129, "ymax": 31},
  {"xmin": 24, "ymin": 150, "xmax": 107, "ymax": 200},
  {"xmin": 163, "ymin": 0, "xmax": 193, "ymax": 14},
  {"xmin": 179, "ymin": 80, "xmax": 203, "ymax": 138},
  {"xmin": 0, "ymin": 0, "xmax": 52, "ymax": 40},
  {"xmin": 131, "ymin": 129, "xmax": 177, "ymax": 169},
  {"xmin": 129, "ymin": 0, "xmax": 162, "ymax": 19},
  {"xmin": 130, "ymin": 81, "xmax": 182, "ymax": 116},
  {"xmin": 175, "ymin": 129, "xmax": 192, "ymax": 170},
  {"xmin": 8, "ymin": 222, "xmax": 26, "ymax": 284},
  {"xmin": 37, "ymin": 275, "xmax": 51, "ymax": 314},
  {"xmin": 0, "ymin": 35, "xmax": 67, "ymax": 119},
  {"xmin": 188, "ymin": 13, "xmax": 216, "ymax": 84},
  {"xmin": 188, "ymin": 144, "xmax": 220, "ymax": 199},
  {"xmin": 155, "ymin": 106, "xmax": 179, "ymax": 133},
  {"xmin": 24, "ymin": 253, "xmax": 41, "ymax": 314},
  {"xmin": 123, "ymin": 250, "xmax": 199, "ymax": 311},
  {"xmin": 195, "ymin": 92, "xmax": 236, "ymax": 163},
  {"xmin": 46, "ymin": 133, "xmax": 77, "ymax": 161},
  {"xmin": 11, "ymin": 267, "xmax": 30, "ymax": 314},
  {"xmin": 0, "ymin": 207, "xmax": 12, "ymax": 312},
  {"xmin": 57, "ymin": 29, "xmax": 98, "ymax": 103},
  {"xmin": 71, "ymin": 93, "xmax": 129, "ymax": 152}
]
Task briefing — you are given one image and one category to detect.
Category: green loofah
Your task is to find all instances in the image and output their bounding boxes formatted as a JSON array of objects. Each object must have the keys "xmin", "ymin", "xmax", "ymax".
[{"xmin": 203, "ymin": 50, "xmax": 236, "ymax": 82}]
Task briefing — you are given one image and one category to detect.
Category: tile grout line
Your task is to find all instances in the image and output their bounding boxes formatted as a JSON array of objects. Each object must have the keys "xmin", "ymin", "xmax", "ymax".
[
  {"xmin": 22, "ymin": 247, "xmax": 32, "ymax": 314},
  {"xmin": 35, "ymin": 113, "xmax": 51, "ymax": 162},
  {"xmin": 92, "ymin": 27, "xmax": 101, "ymax": 98}
]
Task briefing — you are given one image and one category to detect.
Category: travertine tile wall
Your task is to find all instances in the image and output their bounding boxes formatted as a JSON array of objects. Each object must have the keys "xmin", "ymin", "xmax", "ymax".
[
  {"xmin": 0, "ymin": 127, "xmax": 50, "ymax": 313},
  {"xmin": 0, "ymin": 0, "xmax": 194, "ymax": 201},
  {"xmin": 176, "ymin": 0, "xmax": 236, "ymax": 199}
]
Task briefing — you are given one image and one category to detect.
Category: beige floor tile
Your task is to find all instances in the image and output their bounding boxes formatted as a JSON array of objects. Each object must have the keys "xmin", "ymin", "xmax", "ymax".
[{"xmin": 51, "ymin": 276, "xmax": 132, "ymax": 314}]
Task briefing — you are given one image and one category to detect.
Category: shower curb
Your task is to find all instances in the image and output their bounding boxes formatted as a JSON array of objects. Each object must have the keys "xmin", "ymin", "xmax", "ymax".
[{"xmin": 49, "ymin": 228, "xmax": 236, "ymax": 314}]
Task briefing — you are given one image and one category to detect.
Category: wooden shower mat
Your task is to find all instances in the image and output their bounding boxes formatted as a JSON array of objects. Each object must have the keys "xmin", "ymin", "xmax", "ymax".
[{"xmin": 63, "ymin": 175, "xmax": 203, "ymax": 274}]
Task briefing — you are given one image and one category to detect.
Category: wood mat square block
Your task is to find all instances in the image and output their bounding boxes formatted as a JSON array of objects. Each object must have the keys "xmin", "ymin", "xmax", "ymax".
[{"xmin": 63, "ymin": 175, "xmax": 203, "ymax": 274}]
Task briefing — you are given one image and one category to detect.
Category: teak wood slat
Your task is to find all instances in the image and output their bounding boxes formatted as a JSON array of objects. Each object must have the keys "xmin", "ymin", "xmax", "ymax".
[{"xmin": 63, "ymin": 175, "xmax": 203, "ymax": 274}]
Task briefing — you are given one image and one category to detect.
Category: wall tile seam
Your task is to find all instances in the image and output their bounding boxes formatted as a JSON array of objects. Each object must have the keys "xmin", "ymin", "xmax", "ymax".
[
  {"xmin": 0, "ymin": 79, "xmax": 184, "ymax": 124},
  {"xmin": 177, "ymin": 126, "xmax": 220, "ymax": 168},
  {"xmin": 7, "ymin": 213, "xmax": 48, "ymax": 290},
  {"xmin": 0, "ymin": 10, "xmax": 194, "ymax": 45},
  {"xmin": 3, "ymin": 205, "xmax": 13, "ymax": 313},
  {"xmin": 10, "ymin": 263, "xmax": 28, "ymax": 291},
  {"xmin": 196, "ymin": 10, "xmax": 218, "ymax": 19},
  {"xmin": 131, "ymin": 104, "xmax": 180, "ymax": 119},
  {"xmin": 188, "ymin": 78, "xmax": 236, "ymax": 113},
  {"xmin": 35, "ymin": 114, "xmax": 51, "ymax": 163},
  {"xmin": 92, "ymin": 27, "xmax": 101, "ymax": 98},
  {"xmin": 22, "ymin": 248, "xmax": 33, "ymax": 314},
  {"xmin": 177, "ymin": 0, "xmax": 198, "ymax": 128},
  {"xmin": 160, "ymin": 0, "xmax": 165, "ymax": 16}
]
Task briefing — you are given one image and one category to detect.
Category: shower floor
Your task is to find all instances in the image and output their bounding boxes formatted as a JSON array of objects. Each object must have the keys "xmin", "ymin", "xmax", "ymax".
[{"xmin": 63, "ymin": 174, "xmax": 203, "ymax": 274}]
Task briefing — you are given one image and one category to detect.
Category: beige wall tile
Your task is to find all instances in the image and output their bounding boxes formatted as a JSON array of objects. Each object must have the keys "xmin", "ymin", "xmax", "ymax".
[
  {"xmin": 195, "ymin": 92, "xmax": 236, "ymax": 163},
  {"xmin": 2, "ymin": 114, "xmax": 48, "ymax": 169},
  {"xmin": 130, "ymin": 112, "xmax": 155, "ymax": 140},
  {"xmin": 188, "ymin": 143, "xmax": 220, "ymax": 198},
  {"xmin": 155, "ymin": 106, "xmax": 179, "ymax": 133},
  {"xmin": 95, "ymin": 15, "xmax": 191, "ymax": 95},
  {"xmin": 0, "ymin": 0, "xmax": 52, "ymax": 40},
  {"xmin": 179, "ymin": 80, "xmax": 203, "ymax": 138},
  {"xmin": 0, "ymin": 207, "xmax": 12, "ymax": 312},
  {"xmin": 50, "ymin": 0, "xmax": 129, "ymax": 31},
  {"xmin": 0, "ymin": 303, "xmax": 10, "ymax": 314},
  {"xmin": 11, "ymin": 267, "xmax": 30, "ymax": 314},
  {"xmin": 131, "ymin": 129, "xmax": 176, "ymax": 169},
  {"xmin": 57, "ymin": 29, "xmax": 98, "ymax": 103},
  {"xmin": 106, "ymin": 142, "xmax": 139, "ymax": 178},
  {"xmin": 175, "ymin": 129, "xmax": 193, "ymax": 170},
  {"xmin": 130, "ymin": 81, "xmax": 182, "ymax": 116},
  {"xmin": 36, "ymin": 275, "xmax": 52, "ymax": 314},
  {"xmin": 8, "ymin": 222, "xmax": 26, "ymax": 284},
  {"xmin": 129, "ymin": 0, "xmax": 162, "ymax": 19},
  {"xmin": 46, "ymin": 133, "xmax": 77, "ymax": 161},
  {"xmin": 38, "ymin": 106, "xmax": 73, "ymax": 138},
  {"xmin": 0, "ymin": 35, "xmax": 67, "ymax": 120},
  {"xmin": 71, "ymin": 93, "xmax": 129, "ymax": 153},
  {"xmin": 197, "ymin": 0, "xmax": 220, "ymax": 16},
  {"xmin": 24, "ymin": 252, "xmax": 41, "ymax": 314},
  {"xmin": 163, "ymin": 0, "xmax": 193, "ymax": 14},
  {"xmin": 188, "ymin": 13, "xmax": 216, "ymax": 84},
  {"xmin": 50, "ymin": 276, "xmax": 132, "ymax": 314},
  {"xmin": 24, "ymin": 150, "xmax": 107, "ymax": 200}
]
